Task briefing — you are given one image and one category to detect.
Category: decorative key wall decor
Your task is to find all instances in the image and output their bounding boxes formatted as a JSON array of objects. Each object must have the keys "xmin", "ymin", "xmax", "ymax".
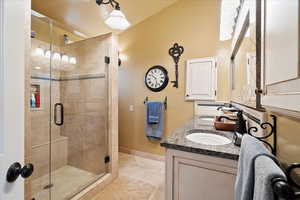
[{"xmin": 169, "ymin": 43, "xmax": 184, "ymax": 88}]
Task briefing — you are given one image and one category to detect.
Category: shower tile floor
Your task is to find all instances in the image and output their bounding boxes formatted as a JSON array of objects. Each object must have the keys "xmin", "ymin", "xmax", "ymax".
[
  {"xmin": 32, "ymin": 165, "xmax": 102, "ymax": 200},
  {"xmin": 92, "ymin": 152, "xmax": 165, "ymax": 200}
]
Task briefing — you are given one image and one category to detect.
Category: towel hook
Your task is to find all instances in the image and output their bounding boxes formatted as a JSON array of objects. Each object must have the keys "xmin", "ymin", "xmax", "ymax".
[
  {"xmin": 163, "ymin": 96, "xmax": 167, "ymax": 110},
  {"xmin": 143, "ymin": 97, "xmax": 149, "ymax": 104}
]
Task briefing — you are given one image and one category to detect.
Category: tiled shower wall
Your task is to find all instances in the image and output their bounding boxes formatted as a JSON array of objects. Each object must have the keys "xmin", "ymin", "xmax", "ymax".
[
  {"xmin": 60, "ymin": 77, "xmax": 107, "ymax": 174},
  {"xmin": 60, "ymin": 35, "xmax": 109, "ymax": 174}
]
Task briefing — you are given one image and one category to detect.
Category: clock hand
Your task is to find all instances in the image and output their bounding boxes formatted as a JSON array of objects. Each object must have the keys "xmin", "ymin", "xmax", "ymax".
[{"xmin": 150, "ymin": 74, "xmax": 157, "ymax": 79}]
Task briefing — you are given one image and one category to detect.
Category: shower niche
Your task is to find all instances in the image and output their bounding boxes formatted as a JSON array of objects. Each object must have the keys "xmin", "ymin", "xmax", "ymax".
[{"xmin": 30, "ymin": 84, "xmax": 41, "ymax": 109}]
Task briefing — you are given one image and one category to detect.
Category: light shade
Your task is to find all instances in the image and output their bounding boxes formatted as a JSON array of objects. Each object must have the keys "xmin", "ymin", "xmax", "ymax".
[
  {"xmin": 35, "ymin": 47, "xmax": 44, "ymax": 56},
  {"xmin": 45, "ymin": 50, "xmax": 51, "ymax": 59},
  {"xmin": 53, "ymin": 52, "xmax": 61, "ymax": 61},
  {"xmin": 62, "ymin": 54, "xmax": 69, "ymax": 62},
  {"xmin": 69, "ymin": 57, "xmax": 77, "ymax": 64},
  {"xmin": 104, "ymin": 10, "xmax": 130, "ymax": 30}
]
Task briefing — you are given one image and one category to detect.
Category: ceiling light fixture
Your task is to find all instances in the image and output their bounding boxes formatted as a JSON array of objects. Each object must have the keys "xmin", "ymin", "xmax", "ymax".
[
  {"xmin": 45, "ymin": 50, "xmax": 51, "ymax": 59},
  {"xmin": 35, "ymin": 47, "xmax": 44, "ymax": 56},
  {"xmin": 96, "ymin": 0, "xmax": 130, "ymax": 30},
  {"xmin": 62, "ymin": 54, "xmax": 69, "ymax": 63},
  {"xmin": 53, "ymin": 52, "xmax": 61, "ymax": 61},
  {"xmin": 69, "ymin": 57, "xmax": 77, "ymax": 65}
]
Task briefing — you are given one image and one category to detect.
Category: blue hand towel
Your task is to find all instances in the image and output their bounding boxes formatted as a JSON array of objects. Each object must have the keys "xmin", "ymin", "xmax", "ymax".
[
  {"xmin": 147, "ymin": 102, "xmax": 162, "ymax": 124},
  {"xmin": 145, "ymin": 102, "xmax": 165, "ymax": 140},
  {"xmin": 234, "ymin": 134, "xmax": 276, "ymax": 200}
]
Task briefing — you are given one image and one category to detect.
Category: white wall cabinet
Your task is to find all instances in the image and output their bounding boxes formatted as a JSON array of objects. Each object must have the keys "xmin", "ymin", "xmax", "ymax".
[
  {"xmin": 185, "ymin": 58, "xmax": 217, "ymax": 101},
  {"xmin": 166, "ymin": 149, "xmax": 237, "ymax": 200},
  {"xmin": 261, "ymin": 0, "xmax": 300, "ymax": 117}
]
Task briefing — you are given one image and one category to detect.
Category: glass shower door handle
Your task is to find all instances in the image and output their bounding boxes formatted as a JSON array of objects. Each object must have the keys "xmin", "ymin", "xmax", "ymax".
[{"xmin": 54, "ymin": 103, "xmax": 64, "ymax": 126}]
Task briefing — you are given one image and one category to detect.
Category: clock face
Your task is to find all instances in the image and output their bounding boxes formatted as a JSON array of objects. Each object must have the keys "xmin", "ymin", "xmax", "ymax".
[{"xmin": 145, "ymin": 66, "xmax": 169, "ymax": 92}]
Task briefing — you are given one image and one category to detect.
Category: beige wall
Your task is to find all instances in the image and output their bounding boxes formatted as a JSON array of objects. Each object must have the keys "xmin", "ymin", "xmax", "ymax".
[
  {"xmin": 269, "ymin": 113, "xmax": 300, "ymax": 164},
  {"xmin": 118, "ymin": 0, "xmax": 231, "ymax": 155}
]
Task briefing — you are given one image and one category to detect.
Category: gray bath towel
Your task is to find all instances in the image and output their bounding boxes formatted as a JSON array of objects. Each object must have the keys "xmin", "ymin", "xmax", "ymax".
[
  {"xmin": 234, "ymin": 134, "xmax": 276, "ymax": 200},
  {"xmin": 253, "ymin": 155, "xmax": 286, "ymax": 200},
  {"xmin": 145, "ymin": 102, "xmax": 165, "ymax": 140}
]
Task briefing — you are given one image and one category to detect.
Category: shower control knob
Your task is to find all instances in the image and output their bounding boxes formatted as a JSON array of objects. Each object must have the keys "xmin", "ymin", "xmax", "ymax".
[{"xmin": 6, "ymin": 162, "xmax": 34, "ymax": 182}]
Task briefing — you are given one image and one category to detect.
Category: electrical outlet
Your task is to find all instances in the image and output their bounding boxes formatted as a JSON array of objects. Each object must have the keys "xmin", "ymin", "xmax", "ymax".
[{"xmin": 129, "ymin": 105, "xmax": 134, "ymax": 112}]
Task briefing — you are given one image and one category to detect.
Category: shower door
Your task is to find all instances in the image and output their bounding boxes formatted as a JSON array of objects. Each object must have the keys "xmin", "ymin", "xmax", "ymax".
[
  {"xmin": 50, "ymin": 31, "xmax": 110, "ymax": 200},
  {"xmin": 30, "ymin": 13, "xmax": 53, "ymax": 200},
  {"xmin": 30, "ymin": 11, "xmax": 109, "ymax": 200}
]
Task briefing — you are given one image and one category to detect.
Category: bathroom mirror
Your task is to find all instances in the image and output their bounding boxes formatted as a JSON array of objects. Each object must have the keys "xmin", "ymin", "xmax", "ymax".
[{"xmin": 230, "ymin": 1, "xmax": 258, "ymax": 109}]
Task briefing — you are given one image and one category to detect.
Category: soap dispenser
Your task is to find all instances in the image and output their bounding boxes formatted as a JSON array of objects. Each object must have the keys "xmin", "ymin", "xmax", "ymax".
[{"xmin": 30, "ymin": 93, "xmax": 36, "ymax": 108}]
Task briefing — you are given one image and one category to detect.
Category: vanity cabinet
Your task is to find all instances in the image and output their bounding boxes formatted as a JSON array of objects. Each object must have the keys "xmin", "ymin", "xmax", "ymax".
[
  {"xmin": 166, "ymin": 149, "xmax": 237, "ymax": 200},
  {"xmin": 261, "ymin": 0, "xmax": 300, "ymax": 115},
  {"xmin": 185, "ymin": 58, "xmax": 217, "ymax": 101}
]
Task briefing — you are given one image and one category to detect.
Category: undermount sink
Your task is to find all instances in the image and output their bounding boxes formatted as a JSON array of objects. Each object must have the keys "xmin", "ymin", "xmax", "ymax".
[{"xmin": 185, "ymin": 132, "xmax": 231, "ymax": 146}]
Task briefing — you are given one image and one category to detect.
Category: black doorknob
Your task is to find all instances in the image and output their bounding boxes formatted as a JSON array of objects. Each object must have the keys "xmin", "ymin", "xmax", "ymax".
[
  {"xmin": 20, "ymin": 163, "xmax": 34, "ymax": 179},
  {"xmin": 6, "ymin": 162, "xmax": 34, "ymax": 183}
]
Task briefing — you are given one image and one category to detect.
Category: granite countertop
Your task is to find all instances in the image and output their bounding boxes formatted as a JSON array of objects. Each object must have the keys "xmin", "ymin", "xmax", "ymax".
[{"xmin": 160, "ymin": 116, "xmax": 240, "ymax": 160}]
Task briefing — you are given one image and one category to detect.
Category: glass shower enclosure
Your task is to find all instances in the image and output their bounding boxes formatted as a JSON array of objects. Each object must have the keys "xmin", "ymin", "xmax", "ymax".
[{"xmin": 30, "ymin": 12, "xmax": 111, "ymax": 200}]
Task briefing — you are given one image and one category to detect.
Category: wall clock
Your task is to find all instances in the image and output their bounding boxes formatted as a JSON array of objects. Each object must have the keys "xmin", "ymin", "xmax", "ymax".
[{"xmin": 145, "ymin": 65, "xmax": 169, "ymax": 92}]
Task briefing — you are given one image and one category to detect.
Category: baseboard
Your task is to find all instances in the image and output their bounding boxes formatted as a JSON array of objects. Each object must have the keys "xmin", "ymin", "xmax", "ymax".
[{"xmin": 119, "ymin": 146, "xmax": 165, "ymax": 162}]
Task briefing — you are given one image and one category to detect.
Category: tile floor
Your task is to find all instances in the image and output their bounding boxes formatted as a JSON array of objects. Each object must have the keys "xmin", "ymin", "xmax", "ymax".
[
  {"xmin": 92, "ymin": 153, "xmax": 165, "ymax": 200},
  {"xmin": 32, "ymin": 165, "xmax": 103, "ymax": 200}
]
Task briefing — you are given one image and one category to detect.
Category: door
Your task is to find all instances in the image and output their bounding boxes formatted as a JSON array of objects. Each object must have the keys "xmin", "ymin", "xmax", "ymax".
[
  {"xmin": 185, "ymin": 58, "xmax": 217, "ymax": 101},
  {"xmin": 0, "ymin": 0, "xmax": 31, "ymax": 199}
]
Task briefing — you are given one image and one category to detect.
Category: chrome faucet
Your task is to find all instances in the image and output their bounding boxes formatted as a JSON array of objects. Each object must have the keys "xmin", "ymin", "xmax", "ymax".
[{"xmin": 217, "ymin": 106, "xmax": 240, "ymax": 113}]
